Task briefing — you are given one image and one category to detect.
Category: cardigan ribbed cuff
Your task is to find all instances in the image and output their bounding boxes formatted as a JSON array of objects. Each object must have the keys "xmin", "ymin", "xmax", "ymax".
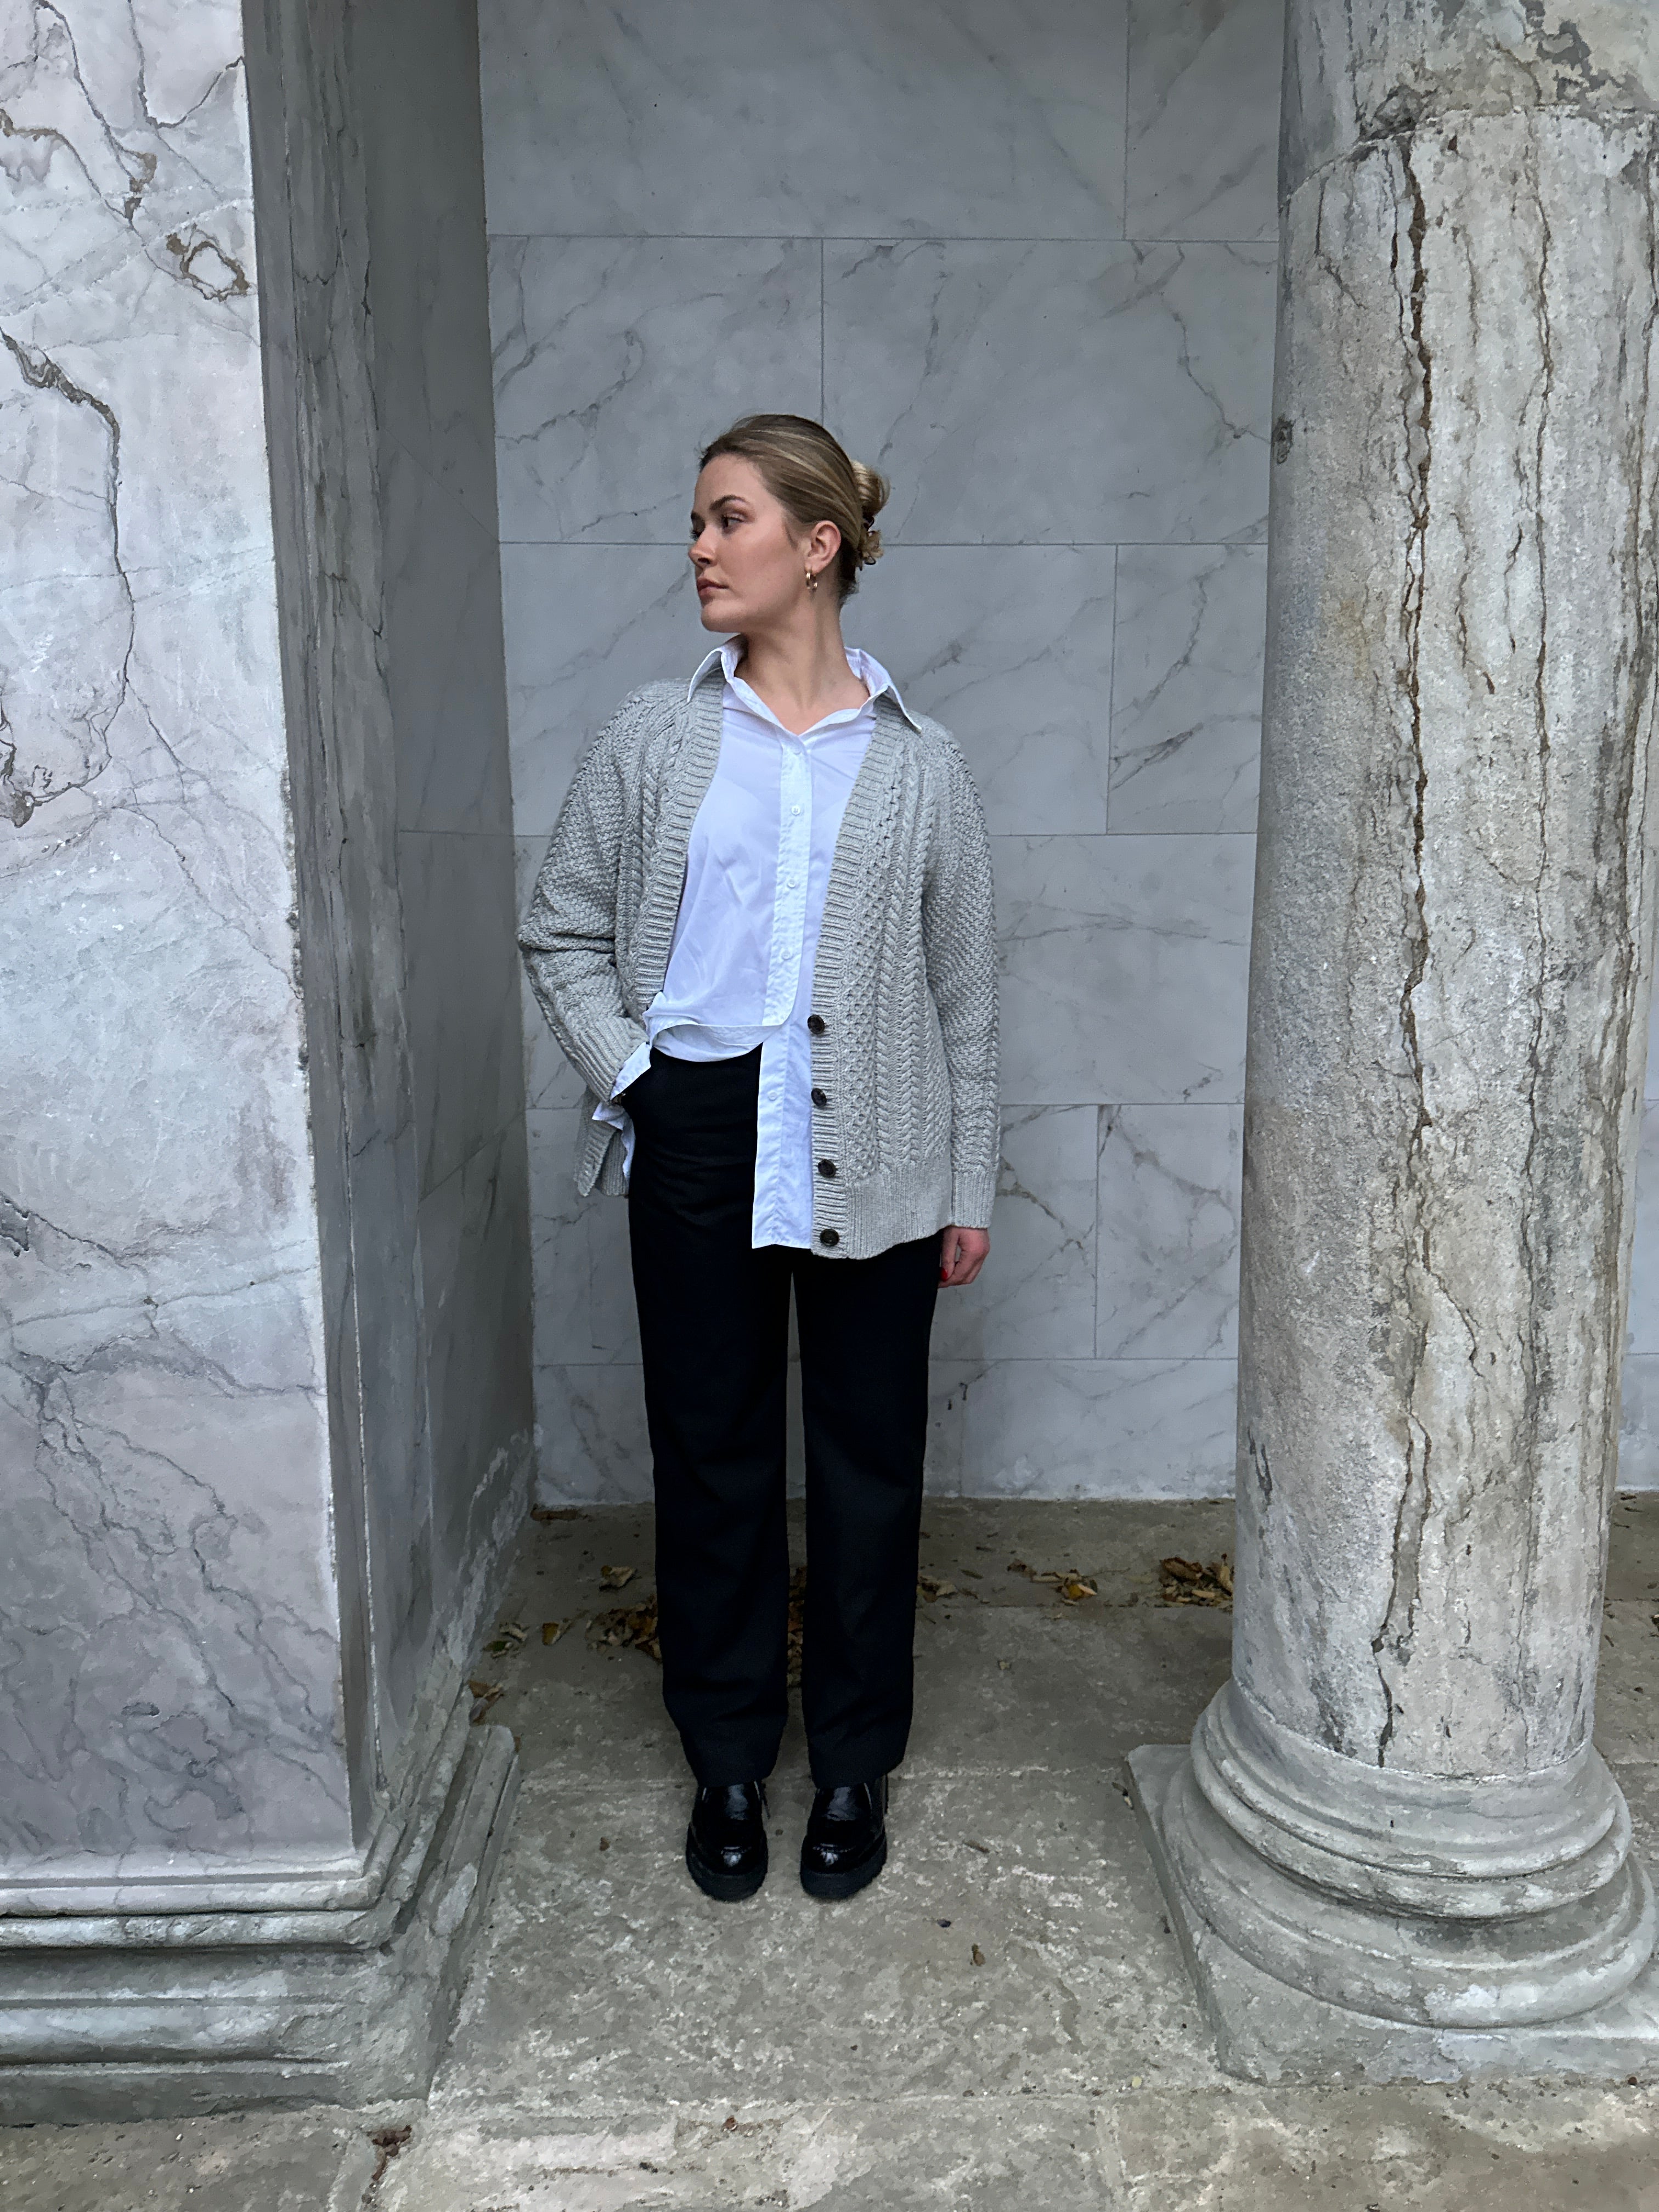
[{"xmin": 949, "ymin": 1170, "xmax": 997, "ymax": 1232}]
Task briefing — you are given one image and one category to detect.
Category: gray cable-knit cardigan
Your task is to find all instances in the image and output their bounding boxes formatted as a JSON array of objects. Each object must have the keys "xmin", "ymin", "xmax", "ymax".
[{"xmin": 518, "ymin": 663, "xmax": 1000, "ymax": 1259}]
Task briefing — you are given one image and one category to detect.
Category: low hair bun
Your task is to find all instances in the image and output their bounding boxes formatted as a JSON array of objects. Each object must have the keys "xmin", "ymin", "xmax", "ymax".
[{"xmin": 850, "ymin": 459, "xmax": 887, "ymax": 569}]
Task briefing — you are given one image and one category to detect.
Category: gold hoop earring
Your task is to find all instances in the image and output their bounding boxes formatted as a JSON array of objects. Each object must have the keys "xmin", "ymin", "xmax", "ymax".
[{"xmin": 805, "ymin": 565, "xmax": 818, "ymax": 593}]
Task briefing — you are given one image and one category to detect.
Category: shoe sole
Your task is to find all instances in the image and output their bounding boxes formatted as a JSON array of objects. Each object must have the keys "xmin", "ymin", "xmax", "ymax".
[
  {"xmin": 799, "ymin": 1831, "xmax": 888, "ymax": 1901},
  {"xmin": 685, "ymin": 1833, "xmax": 766, "ymax": 1902}
]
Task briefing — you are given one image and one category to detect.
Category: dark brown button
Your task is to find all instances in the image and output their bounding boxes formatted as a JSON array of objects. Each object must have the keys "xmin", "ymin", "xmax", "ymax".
[
  {"xmin": 810, "ymin": 1087, "xmax": 828, "ymax": 1108},
  {"xmin": 806, "ymin": 1014, "xmax": 826, "ymax": 1035},
  {"xmin": 819, "ymin": 1228, "xmax": 839, "ymax": 1247},
  {"xmin": 817, "ymin": 1159, "xmax": 837, "ymax": 1178}
]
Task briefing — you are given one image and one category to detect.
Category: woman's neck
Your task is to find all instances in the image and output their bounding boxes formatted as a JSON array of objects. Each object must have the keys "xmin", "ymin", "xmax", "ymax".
[{"xmin": 732, "ymin": 609, "xmax": 869, "ymax": 736}]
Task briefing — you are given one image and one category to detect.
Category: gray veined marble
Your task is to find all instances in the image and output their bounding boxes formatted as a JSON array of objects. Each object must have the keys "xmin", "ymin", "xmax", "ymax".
[
  {"xmin": 1126, "ymin": 0, "xmax": 1285, "ymax": 244},
  {"xmin": 1097, "ymin": 1104, "xmax": 1242, "ymax": 1359},
  {"xmin": 932, "ymin": 1106, "xmax": 1098, "ymax": 1362},
  {"xmin": 1109, "ymin": 545, "xmax": 1266, "ymax": 834},
  {"xmin": 825, "ymin": 239, "xmax": 1277, "ymax": 547},
  {"xmin": 853, "ymin": 548, "xmax": 1116, "ymax": 836},
  {"xmin": 927, "ymin": 1356, "xmax": 1237, "ymax": 1500},
  {"xmin": 490, "ymin": 235, "xmax": 822, "ymax": 546},
  {"xmin": 994, "ymin": 833, "xmax": 1254, "ymax": 1105},
  {"xmin": 479, "ymin": 0, "xmax": 1128, "ymax": 240}
]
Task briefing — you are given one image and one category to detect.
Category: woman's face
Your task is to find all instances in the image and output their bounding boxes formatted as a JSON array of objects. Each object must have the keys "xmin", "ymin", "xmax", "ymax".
[{"xmin": 689, "ymin": 454, "xmax": 832, "ymax": 632}]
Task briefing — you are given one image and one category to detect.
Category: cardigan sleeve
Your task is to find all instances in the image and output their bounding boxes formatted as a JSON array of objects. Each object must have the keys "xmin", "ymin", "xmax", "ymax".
[
  {"xmin": 518, "ymin": 703, "xmax": 650, "ymax": 1104},
  {"xmin": 921, "ymin": 747, "xmax": 1001, "ymax": 1230}
]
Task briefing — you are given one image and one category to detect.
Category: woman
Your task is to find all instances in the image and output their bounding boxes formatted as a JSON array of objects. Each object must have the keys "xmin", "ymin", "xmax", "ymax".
[{"xmin": 520, "ymin": 413, "xmax": 998, "ymax": 1904}]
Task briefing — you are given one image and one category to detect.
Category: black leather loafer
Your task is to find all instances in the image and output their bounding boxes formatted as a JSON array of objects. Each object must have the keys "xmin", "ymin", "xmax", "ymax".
[
  {"xmin": 799, "ymin": 1775, "xmax": 888, "ymax": 1900},
  {"xmin": 685, "ymin": 1780, "xmax": 768, "ymax": 1901}
]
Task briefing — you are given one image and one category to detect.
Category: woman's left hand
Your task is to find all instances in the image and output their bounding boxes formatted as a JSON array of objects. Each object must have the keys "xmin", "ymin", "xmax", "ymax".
[{"xmin": 939, "ymin": 1226, "xmax": 990, "ymax": 1288}]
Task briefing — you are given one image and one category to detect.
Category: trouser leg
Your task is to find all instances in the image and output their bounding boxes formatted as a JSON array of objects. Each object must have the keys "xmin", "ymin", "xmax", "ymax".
[
  {"xmin": 624, "ymin": 1049, "xmax": 792, "ymax": 1785},
  {"xmin": 793, "ymin": 1232, "xmax": 941, "ymax": 1787}
]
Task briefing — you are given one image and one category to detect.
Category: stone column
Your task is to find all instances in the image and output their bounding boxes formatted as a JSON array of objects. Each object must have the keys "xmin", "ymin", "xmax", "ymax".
[
  {"xmin": 1132, "ymin": 0, "xmax": 1659, "ymax": 2078},
  {"xmin": 0, "ymin": 0, "xmax": 529, "ymax": 2118}
]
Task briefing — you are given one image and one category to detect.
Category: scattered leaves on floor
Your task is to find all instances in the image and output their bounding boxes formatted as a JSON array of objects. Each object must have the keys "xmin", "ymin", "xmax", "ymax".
[
  {"xmin": 972, "ymin": 1943, "xmax": 986, "ymax": 1966},
  {"xmin": 600, "ymin": 1563, "xmax": 636, "ymax": 1589},
  {"xmin": 965, "ymin": 1838, "xmax": 990, "ymax": 1854},
  {"xmin": 917, "ymin": 1573, "xmax": 957, "ymax": 1601},
  {"xmin": 590, "ymin": 1595, "xmax": 661, "ymax": 1661},
  {"xmin": 1007, "ymin": 1562, "xmax": 1098, "ymax": 1602},
  {"xmin": 1159, "ymin": 1555, "xmax": 1233, "ymax": 1606},
  {"xmin": 541, "ymin": 1619, "xmax": 568, "ymax": 1646},
  {"xmin": 484, "ymin": 1620, "xmax": 527, "ymax": 1654},
  {"xmin": 467, "ymin": 1678, "xmax": 503, "ymax": 1720},
  {"xmin": 787, "ymin": 1565, "xmax": 807, "ymax": 1688},
  {"xmin": 530, "ymin": 1504, "xmax": 582, "ymax": 1522}
]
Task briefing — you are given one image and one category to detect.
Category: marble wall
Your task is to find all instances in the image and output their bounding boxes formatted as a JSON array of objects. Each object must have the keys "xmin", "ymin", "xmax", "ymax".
[
  {"xmin": 0, "ymin": 0, "xmax": 351, "ymax": 1881},
  {"xmin": 481, "ymin": 0, "xmax": 1659, "ymax": 1498},
  {"xmin": 0, "ymin": 0, "xmax": 528, "ymax": 1903}
]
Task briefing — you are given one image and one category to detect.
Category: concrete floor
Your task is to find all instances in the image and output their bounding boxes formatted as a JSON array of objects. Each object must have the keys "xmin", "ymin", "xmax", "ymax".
[{"xmin": 8, "ymin": 1495, "xmax": 1659, "ymax": 2209}]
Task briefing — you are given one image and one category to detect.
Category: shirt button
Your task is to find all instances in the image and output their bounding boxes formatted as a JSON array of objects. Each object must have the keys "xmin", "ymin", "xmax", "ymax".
[
  {"xmin": 810, "ymin": 1087, "xmax": 828, "ymax": 1108},
  {"xmin": 819, "ymin": 1228, "xmax": 839, "ymax": 1248},
  {"xmin": 806, "ymin": 1014, "xmax": 826, "ymax": 1035},
  {"xmin": 817, "ymin": 1159, "xmax": 837, "ymax": 1178}
]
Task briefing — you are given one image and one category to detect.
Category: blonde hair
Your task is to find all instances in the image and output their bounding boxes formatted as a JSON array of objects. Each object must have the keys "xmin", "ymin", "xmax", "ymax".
[{"xmin": 699, "ymin": 413, "xmax": 887, "ymax": 600}]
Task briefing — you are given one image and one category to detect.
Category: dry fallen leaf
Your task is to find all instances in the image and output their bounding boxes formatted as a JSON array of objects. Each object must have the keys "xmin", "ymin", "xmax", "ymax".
[
  {"xmin": 972, "ymin": 1944, "xmax": 986, "ymax": 1966},
  {"xmin": 467, "ymin": 1677, "xmax": 503, "ymax": 1721},
  {"xmin": 917, "ymin": 1574, "xmax": 957, "ymax": 1601},
  {"xmin": 590, "ymin": 1595, "xmax": 662, "ymax": 1662},
  {"xmin": 540, "ymin": 1620, "xmax": 567, "ymax": 1646},
  {"xmin": 965, "ymin": 1838, "xmax": 990, "ymax": 1854},
  {"xmin": 1011, "ymin": 1563, "xmax": 1097, "ymax": 1602},
  {"xmin": 599, "ymin": 1837, "xmax": 611, "ymax": 1851},
  {"xmin": 1159, "ymin": 1555, "xmax": 1234, "ymax": 1607},
  {"xmin": 529, "ymin": 1504, "xmax": 581, "ymax": 1522},
  {"xmin": 484, "ymin": 1620, "xmax": 527, "ymax": 1654},
  {"xmin": 600, "ymin": 1564, "xmax": 636, "ymax": 1589},
  {"xmin": 997, "ymin": 1658, "xmax": 1013, "ymax": 1672}
]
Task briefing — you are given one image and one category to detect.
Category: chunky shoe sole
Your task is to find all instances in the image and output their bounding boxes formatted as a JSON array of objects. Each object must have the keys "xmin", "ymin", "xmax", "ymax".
[
  {"xmin": 799, "ymin": 1829, "xmax": 888, "ymax": 1901},
  {"xmin": 685, "ymin": 1831, "xmax": 767, "ymax": 1902}
]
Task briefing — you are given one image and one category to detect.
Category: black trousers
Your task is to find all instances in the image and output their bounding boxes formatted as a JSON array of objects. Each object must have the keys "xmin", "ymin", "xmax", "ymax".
[{"xmin": 624, "ymin": 1046, "xmax": 940, "ymax": 1788}]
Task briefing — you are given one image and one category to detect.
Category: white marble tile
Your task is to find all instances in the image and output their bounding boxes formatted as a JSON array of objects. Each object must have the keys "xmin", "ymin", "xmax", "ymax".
[
  {"xmin": 399, "ymin": 830, "xmax": 524, "ymax": 1199},
  {"xmin": 490, "ymin": 236, "xmax": 821, "ymax": 545},
  {"xmin": 1620, "ymin": 1356, "xmax": 1659, "ymax": 1492},
  {"xmin": 383, "ymin": 440, "xmax": 514, "ymax": 836},
  {"xmin": 825, "ymin": 240, "xmax": 1276, "ymax": 546},
  {"xmin": 1109, "ymin": 544, "xmax": 1266, "ymax": 833},
  {"xmin": 851, "ymin": 548, "xmax": 1115, "ymax": 834},
  {"xmin": 479, "ymin": 0, "xmax": 1127, "ymax": 240},
  {"xmin": 417, "ymin": 1117, "xmax": 535, "ymax": 1624},
  {"xmin": 994, "ymin": 833, "xmax": 1254, "ymax": 1104},
  {"xmin": 927, "ymin": 1358, "xmax": 1237, "ymax": 1499},
  {"xmin": 1096, "ymin": 1104, "xmax": 1242, "ymax": 1357},
  {"xmin": 528, "ymin": 1111, "xmax": 640, "ymax": 1367},
  {"xmin": 536, "ymin": 1365, "xmax": 654, "ymax": 1504},
  {"xmin": 1126, "ymin": 0, "xmax": 1284, "ymax": 243},
  {"xmin": 503, "ymin": 545, "xmax": 706, "ymax": 838},
  {"xmin": 1629, "ymin": 1105, "xmax": 1659, "ymax": 1357},
  {"xmin": 932, "ymin": 1107, "xmax": 1098, "ymax": 1362}
]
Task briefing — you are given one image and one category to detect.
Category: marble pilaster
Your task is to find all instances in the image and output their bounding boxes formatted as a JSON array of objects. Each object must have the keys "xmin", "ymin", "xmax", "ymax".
[
  {"xmin": 0, "ymin": 0, "xmax": 527, "ymax": 2118},
  {"xmin": 1133, "ymin": 0, "xmax": 1659, "ymax": 2078}
]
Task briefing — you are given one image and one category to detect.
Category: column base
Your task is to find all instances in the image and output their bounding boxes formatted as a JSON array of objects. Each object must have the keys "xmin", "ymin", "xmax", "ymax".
[
  {"xmin": 0, "ymin": 1704, "xmax": 518, "ymax": 2123},
  {"xmin": 1129, "ymin": 1745, "xmax": 1659, "ymax": 2085}
]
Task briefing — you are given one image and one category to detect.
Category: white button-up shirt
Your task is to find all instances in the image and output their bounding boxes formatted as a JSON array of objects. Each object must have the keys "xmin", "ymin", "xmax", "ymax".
[{"xmin": 597, "ymin": 641, "xmax": 917, "ymax": 1247}]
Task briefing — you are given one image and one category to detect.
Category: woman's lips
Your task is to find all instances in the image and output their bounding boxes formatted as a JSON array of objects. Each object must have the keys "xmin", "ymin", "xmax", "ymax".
[{"xmin": 696, "ymin": 579, "xmax": 723, "ymax": 597}]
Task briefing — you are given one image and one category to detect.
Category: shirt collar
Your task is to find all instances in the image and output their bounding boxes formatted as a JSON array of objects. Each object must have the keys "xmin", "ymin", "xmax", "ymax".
[{"xmin": 688, "ymin": 639, "xmax": 920, "ymax": 732}]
